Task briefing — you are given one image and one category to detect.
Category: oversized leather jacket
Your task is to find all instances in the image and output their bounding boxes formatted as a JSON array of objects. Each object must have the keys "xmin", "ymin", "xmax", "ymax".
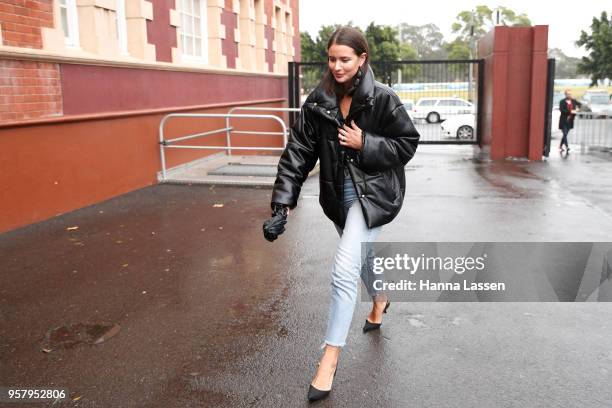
[{"xmin": 271, "ymin": 65, "xmax": 420, "ymax": 229}]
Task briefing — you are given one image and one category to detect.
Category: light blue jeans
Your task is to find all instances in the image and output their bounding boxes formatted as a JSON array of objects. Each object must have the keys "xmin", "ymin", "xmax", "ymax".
[{"xmin": 321, "ymin": 173, "xmax": 383, "ymax": 348}]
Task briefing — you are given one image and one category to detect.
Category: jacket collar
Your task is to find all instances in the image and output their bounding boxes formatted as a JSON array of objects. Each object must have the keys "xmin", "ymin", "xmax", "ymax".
[
  {"xmin": 308, "ymin": 65, "xmax": 376, "ymax": 112},
  {"xmin": 351, "ymin": 64, "xmax": 375, "ymax": 109}
]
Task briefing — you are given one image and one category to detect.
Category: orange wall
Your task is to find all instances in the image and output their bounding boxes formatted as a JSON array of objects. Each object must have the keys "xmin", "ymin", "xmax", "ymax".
[{"xmin": 0, "ymin": 100, "xmax": 286, "ymax": 233}]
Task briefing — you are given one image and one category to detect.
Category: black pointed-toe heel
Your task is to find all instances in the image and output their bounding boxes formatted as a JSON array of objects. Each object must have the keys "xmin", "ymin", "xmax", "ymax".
[
  {"xmin": 362, "ymin": 319, "xmax": 381, "ymax": 333},
  {"xmin": 363, "ymin": 300, "xmax": 390, "ymax": 333},
  {"xmin": 307, "ymin": 366, "xmax": 337, "ymax": 402}
]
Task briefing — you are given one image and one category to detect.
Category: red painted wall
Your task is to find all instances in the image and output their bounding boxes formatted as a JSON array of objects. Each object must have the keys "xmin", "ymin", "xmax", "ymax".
[
  {"xmin": 221, "ymin": 0, "xmax": 238, "ymax": 69},
  {"xmin": 478, "ymin": 26, "xmax": 548, "ymax": 161},
  {"xmin": 0, "ymin": 0, "xmax": 301, "ymax": 233},
  {"xmin": 60, "ymin": 64, "xmax": 287, "ymax": 115},
  {"xmin": 264, "ymin": 0, "xmax": 275, "ymax": 72},
  {"xmin": 146, "ymin": 0, "xmax": 177, "ymax": 62},
  {"xmin": 0, "ymin": 100, "xmax": 286, "ymax": 233}
]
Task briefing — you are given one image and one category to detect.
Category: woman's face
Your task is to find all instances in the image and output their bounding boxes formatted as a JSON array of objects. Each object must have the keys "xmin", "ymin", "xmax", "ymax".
[{"xmin": 327, "ymin": 43, "xmax": 366, "ymax": 85}]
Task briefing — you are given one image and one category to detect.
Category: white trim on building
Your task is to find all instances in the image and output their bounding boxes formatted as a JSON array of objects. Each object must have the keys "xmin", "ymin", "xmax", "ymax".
[{"xmin": 59, "ymin": 0, "xmax": 80, "ymax": 47}]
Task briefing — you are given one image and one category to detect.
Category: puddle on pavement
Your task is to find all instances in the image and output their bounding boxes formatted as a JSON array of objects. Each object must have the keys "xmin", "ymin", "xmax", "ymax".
[{"xmin": 41, "ymin": 323, "xmax": 121, "ymax": 351}]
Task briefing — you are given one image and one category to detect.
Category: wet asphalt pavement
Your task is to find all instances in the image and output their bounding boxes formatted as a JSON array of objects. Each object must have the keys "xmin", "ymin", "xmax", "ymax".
[{"xmin": 1, "ymin": 142, "xmax": 612, "ymax": 407}]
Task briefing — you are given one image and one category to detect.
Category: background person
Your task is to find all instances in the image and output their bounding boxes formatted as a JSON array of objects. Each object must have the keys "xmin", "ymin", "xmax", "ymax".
[
  {"xmin": 558, "ymin": 89, "xmax": 582, "ymax": 152},
  {"xmin": 262, "ymin": 26, "xmax": 420, "ymax": 402}
]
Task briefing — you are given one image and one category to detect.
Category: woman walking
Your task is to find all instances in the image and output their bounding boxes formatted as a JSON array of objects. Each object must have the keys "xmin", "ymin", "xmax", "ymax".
[
  {"xmin": 263, "ymin": 26, "xmax": 420, "ymax": 401},
  {"xmin": 558, "ymin": 89, "xmax": 582, "ymax": 153}
]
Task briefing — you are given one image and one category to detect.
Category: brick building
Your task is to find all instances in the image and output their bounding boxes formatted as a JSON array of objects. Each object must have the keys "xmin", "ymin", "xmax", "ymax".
[{"xmin": 0, "ymin": 0, "xmax": 300, "ymax": 233}]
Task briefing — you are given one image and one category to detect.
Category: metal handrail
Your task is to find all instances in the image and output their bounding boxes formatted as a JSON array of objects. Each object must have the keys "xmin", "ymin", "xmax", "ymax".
[
  {"xmin": 226, "ymin": 107, "xmax": 300, "ymax": 149},
  {"xmin": 158, "ymin": 113, "xmax": 288, "ymax": 181}
]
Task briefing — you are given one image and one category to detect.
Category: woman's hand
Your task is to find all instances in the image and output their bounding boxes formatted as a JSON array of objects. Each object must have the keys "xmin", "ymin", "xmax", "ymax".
[
  {"xmin": 263, "ymin": 203, "xmax": 289, "ymax": 242},
  {"xmin": 338, "ymin": 120, "xmax": 363, "ymax": 150}
]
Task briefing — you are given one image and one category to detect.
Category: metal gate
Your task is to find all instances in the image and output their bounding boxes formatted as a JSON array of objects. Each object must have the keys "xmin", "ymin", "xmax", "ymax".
[{"xmin": 288, "ymin": 60, "xmax": 484, "ymax": 145}]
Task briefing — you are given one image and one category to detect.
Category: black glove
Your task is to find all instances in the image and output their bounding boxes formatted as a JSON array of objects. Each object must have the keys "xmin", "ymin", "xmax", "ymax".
[{"xmin": 263, "ymin": 203, "xmax": 288, "ymax": 242}]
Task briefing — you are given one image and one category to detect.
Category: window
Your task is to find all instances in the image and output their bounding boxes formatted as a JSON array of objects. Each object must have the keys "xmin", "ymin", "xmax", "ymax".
[
  {"xmin": 418, "ymin": 100, "xmax": 436, "ymax": 106},
  {"xmin": 116, "ymin": 0, "xmax": 128, "ymax": 54},
  {"xmin": 59, "ymin": 0, "xmax": 79, "ymax": 47},
  {"xmin": 178, "ymin": 0, "xmax": 208, "ymax": 62}
]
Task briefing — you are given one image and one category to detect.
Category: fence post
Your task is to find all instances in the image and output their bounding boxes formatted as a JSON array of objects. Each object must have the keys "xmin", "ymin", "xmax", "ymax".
[
  {"xmin": 476, "ymin": 59, "xmax": 485, "ymax": 146},
  {"xmin": 288, "ymin": 62, "xmax": 298, "ymax": 128},
  {"xmin": 543, "ymin": 58, "xmax": 556, "ymax": 158}
]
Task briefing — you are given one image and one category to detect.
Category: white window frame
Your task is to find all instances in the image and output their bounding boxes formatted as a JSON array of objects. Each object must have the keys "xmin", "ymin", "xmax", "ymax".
[
  {"xmin": 59, "ymin": 0, "xmax": 80, "ymax": 47},
  {"xmin": 115, "ymin": 0, "xmax": 128, "ymax": 55},
  {"xmin": 178, "ymin": 0, "xmax": 208, "ymax": 63}
]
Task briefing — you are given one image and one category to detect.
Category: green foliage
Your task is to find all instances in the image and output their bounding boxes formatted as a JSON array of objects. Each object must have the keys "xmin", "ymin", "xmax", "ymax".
[
  {"xmin": 298, "ymin": 5, "xmax": 534, "ymax": 87},
  {"xmin": 364, "ymin": 23, "xmax": 401, "ymax": 82},
  {"xmin": 364, "ymin": 22, "xmax": 400, "ymax": 61},
  {"xmin": 445, "ymin": 39, "xmax": 471, "ymax": 60},
  {"xmin": 576, "ymin": 11, "xmax": 612, "ymax": 85},
  {"xmin": 452, "ymin": 5, "xmax": 531, "ymax": 43},
  {"xmin": 299, "ymin": 23, "xmax": 358, "ymax": 62},
  {"xmin": 398, "ymin": 42, "xmax": 420, "ymax": 82},
  {"xmin": 397, "ymin": 23, "xmax": 445, "ymax": 59},
  {"xmin": 300, "ymin": 32, "xmax": 317, "ymax": 62},
  {"xmin": 549, "ymin": 48, "xmax": 583, "ymax": 79}
]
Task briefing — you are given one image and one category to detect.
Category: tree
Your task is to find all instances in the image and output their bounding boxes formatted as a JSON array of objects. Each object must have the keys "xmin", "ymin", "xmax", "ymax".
[
  {"xmin": 300, "ymin": 23, "xmax": 354, "ymax": 62},
  {"xmin": 398, "ymin": 42, "xmax": 420, "ymax": 82},
  {"xmin": 364, "ymin": 23, "xmax": 402, "ymax": 83},
  {"xmin": 548, "ymin": 48, "xmax": 583, "ymax": 79},
  {"xmin": 397, "ymin": 23, "xmax": 446, "ymax": 60},
  {"xmin": 576, "ymin": 11, "xmax": 612, "ymax": 85},
  {"xmin": 445, "ymin": 39, "xmax": 471, "ymax": 60},
  {"xmin": 364, "ymin": 23, "xmax": 400, "ymax": 61},
  {"xmin": 452, "ymin": 6, "xmax": 531, "ymax": 45},
  {"xmin": 300, "ymin": 32, "xmax": 317, "ymax": 62}
]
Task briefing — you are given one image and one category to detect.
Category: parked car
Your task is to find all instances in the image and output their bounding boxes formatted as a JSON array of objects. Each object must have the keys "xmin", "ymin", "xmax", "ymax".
[
  {"xmin": 580, "ymin": 90, "xmax": 611, "ymax": 117},
  {"xmin": 402, "ymin": 99, "xmax": 414, "ymax": 119},
  {"xmin": 440, "ymin": 113, "xmax": 476, "ymax": 139},
  {"xmin": 412, "ymin": 97, "xmax": 475, "ymax": 123}
]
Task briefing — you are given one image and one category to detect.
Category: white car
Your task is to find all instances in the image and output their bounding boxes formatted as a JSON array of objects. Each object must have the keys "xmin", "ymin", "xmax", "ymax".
[
  {"xmin": 440, "ymin": 113, "xmax": 476, "ymax": 140},
  {"xmin": 402, "ymin": 99, "xmax": 415, "ymax": 119},
  {"xmin": 580, "ymin": 91, "xmax": 611, "ymax": 117},
  {"xmin": 412, "ymin": 97, "xmax": 475, "ymax": 123}
]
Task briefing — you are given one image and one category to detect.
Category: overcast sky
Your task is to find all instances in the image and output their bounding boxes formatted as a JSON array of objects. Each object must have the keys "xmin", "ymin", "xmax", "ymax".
[{"xmin": 299, "ymin": 0, "xmax": 609, "ymax": 58}]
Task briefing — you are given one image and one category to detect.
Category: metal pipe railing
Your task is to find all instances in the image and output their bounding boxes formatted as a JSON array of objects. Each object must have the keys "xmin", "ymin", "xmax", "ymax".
[
  {"xmin": 158, "ymin": 113, "xmax": 289, "ymax": 181},
  {"xmin": 167, "ymin": 127, "xmax": 231, "ymax": 144},
  {"xmin": 226, "ymin": 107, "xmax": 300, "ymax": 150},
  {"xmin": 575, "ymin": 112, "xmax": 612, "ymax": 153}
]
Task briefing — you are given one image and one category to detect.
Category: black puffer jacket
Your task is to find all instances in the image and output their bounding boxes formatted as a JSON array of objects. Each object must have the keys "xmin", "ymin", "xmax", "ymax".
[{"xmin": 271, "ymin": 65, "xmax": 420, "ymax": 229}]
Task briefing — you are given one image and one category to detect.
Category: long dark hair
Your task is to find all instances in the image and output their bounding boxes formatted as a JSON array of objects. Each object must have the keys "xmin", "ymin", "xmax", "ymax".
[{"xmin": 322, "ymin": 26, "xmax": 370, "ymax": 99}]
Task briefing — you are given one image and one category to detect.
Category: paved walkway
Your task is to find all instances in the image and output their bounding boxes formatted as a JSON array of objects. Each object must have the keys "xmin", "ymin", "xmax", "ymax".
[{"xmin": 1, "ymin": 142, "xmax": 611, "ymax": 407}]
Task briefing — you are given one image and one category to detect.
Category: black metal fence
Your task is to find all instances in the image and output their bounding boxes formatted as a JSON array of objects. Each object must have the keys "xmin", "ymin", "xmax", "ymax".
[{"xmin": 288, "ymin": 60, "xmax": 484, "ymax": 145}]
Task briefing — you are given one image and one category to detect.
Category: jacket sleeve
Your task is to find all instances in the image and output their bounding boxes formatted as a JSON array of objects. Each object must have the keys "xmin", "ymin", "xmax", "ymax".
[
  {"xmin": 357, "ymin": 101, "xmax": 420, "ymax": 172},
  {"xmin": 270, "ymin": 106, "xmax": 319, "ymax": 209}
]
